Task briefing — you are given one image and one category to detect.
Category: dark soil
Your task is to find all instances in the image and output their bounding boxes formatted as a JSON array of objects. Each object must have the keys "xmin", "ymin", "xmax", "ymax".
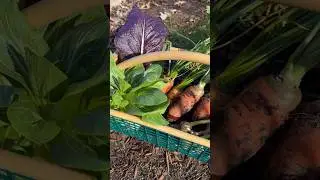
[{"xmin": 110, "ymin": 132, "xmax": 210, "ymax": 180}]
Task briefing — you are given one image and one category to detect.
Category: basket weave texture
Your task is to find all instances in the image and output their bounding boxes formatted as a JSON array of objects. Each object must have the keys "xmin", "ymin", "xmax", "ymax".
[{"xmin": 110, "ymin": 116, "xmax": 210, "ymax": 162}]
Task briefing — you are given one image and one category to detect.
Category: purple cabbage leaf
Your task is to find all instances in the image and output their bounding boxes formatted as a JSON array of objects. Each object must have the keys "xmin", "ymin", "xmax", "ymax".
[{"xmin": 114, "ymin": 5, "xmax": 169, "ymax": 60}]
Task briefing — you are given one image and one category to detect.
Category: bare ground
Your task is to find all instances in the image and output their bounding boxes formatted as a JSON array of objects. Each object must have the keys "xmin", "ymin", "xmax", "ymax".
[
  {"xmin": 110, "ymin": 132, "xmax": 210, "ymax": 180},
  {"xmin": 110, "ymin": 0, "xmax": 209, "ymax": 34}
]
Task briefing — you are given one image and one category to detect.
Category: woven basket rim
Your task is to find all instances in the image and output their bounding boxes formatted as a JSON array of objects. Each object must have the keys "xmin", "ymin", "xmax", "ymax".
[{"xmin": 110, "ymin": 110, "xmax": 210, "ymax": 148}]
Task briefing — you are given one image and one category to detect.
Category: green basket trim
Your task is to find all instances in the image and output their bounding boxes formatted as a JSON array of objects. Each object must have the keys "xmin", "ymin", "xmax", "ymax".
[{"xmin": 110, "ymin": 116, "xmax": 210, "ymax": 163}]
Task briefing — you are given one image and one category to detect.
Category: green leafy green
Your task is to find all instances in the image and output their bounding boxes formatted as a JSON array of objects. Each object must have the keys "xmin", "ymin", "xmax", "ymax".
[
  {"xmin": 50, "ymin": 133, "xmax": 108, "ymax": 171},
  {"xmin": 73, "ymin": 108, "xmax": 108, "ymax": 135},
  {"xmin": 110, "ymin": 53, "xmax": 169, "ymax": 125},
  {"xmin": 0, "ymin": 85, "xmax": 14, "ymax": 107},
  {"xmin": 48, "ymin": 17, "xmax": 108, "ymax": 80},
  {"xmin": 0, "ymin": 120, "xmax": 8, "ymax": 127},
  {"xmin": 24, "ymin": 49, "xmax": 68, "ymax": 98},
  {"xmin": 0, "ymin": 1, "xmax": 109, "ymax": 176},
  {"xmin": 142, "ymin": 113, "xmax": 169, "ymax": 126},
  {"xmin": 0, "ymin": 0, "xmax": 49, "ymax": 56},
  {"xmin": 130, "ymin": 88, "xmax": 167, "ymax": 107},
  {"xmin": 7, "ymin": 95, "xmax": 61, "ymax": 144}
]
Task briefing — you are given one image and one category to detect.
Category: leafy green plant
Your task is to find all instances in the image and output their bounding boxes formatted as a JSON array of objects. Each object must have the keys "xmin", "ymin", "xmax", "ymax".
[
  {"xmin": 0, "ymin": 0, "xmax": 108, "ymax": 177},
  {"xmin": 110, "ymin": 53, "xmax": 169, "ymax": 125}
]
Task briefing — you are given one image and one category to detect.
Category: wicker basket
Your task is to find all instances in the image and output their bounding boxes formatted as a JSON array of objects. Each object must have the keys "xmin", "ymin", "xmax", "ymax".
[
  {"xmin": 0, "ymin": 0, "xmax": 106, "ymax": 179},
  {"xmin": 110, "ymin": 51, "xmax": 211, "ymax": 163}
]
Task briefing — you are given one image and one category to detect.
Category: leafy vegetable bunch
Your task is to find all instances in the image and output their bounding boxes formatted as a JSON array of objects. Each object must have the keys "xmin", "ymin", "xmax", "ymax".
[{"xmin": 0, "ymin": 0, "xmax": 109, "ymax": 177}]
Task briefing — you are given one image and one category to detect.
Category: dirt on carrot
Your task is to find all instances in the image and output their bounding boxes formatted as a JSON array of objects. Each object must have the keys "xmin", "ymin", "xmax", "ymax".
[
  {"xmin": 264, "ymin": 100, "xmax": 320, "ymax": 179},
  {"xmin": 193, "ymin": 95, "xmax": 210, "ymax": 120},
  {"xmin": 212, "ymin": 75, "xmax": 302, "ymax": 176},
  {"xmin": 167, "ymin": 87, "xmax": 182, "ymax": 101},
  {"xmin": 167, "ymin": 85, "xmax": 205, "ymax": 122},
  {"xmin": 211, "ymin": 83, "xmax": 232, "ymax": 113},
  {"xmin": 162, "ymin": 78, "xmax": 175, "ymax": 94}
]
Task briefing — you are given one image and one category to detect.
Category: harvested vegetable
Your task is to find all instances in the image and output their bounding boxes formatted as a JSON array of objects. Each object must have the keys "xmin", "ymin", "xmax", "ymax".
[
  {"xmin": 113, "ymin": 4, "xmax": 168, "ymax": 62},
  {"xmin": 167, "ymin": 65, "xmax": 208, "ymax": 101},
  {"xmin": 167, "ymin": 70, "xmax": 209, "ymax": 122},
  {"xmin": 264, "ymin": 100, "xmax": 320, "ymax": 179},
  {"xmin": 161, "ymin": 78, "xmax": 175, "ymax": 93},
  {"xmin": 212, "ymin": 21, "xmax": 320, "ymax": 176},
  {"xmin": 193, "ymin": 94, "xmax": 210, "ymax": 120},
  {"xmin": 110, "ymin": 54, "xmax": 169, "ymax": 126}
]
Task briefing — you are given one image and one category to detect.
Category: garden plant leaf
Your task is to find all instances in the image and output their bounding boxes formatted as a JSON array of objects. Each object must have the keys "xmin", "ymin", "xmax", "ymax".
[
  {"xmin": 7, "ymin": 95, "xmax": 61, "ymax": 144},
  {"xmin": 114, "ymin": 5, "xmax": 168, "ymax": 59}
]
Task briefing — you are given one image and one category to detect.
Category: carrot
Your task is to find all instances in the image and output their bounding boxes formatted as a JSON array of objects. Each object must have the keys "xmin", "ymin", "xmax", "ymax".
[
  {"xmin": 161, "ymin": 78, "xmax": 175, "ymax": 93},
  {"xmin": 212, "ymin": 22, "xmax": 320, "ymax": 176},
  {"xmin": 211, "ymin": 83, "xmax": 232, "ymax": 112},
  {"xmin": 192, "ymin": 94, "xmax": 210, "ymax": 120},
  {"xmin": 167, "ymin": 87, "xmax": 182, "ymax": 100},
  {"xmin": 212, "ymin": 75, "xmax": 302, "ymax": 176},
  {"xmin": 167, "ymin": 70, "xmax": 209, "ymax": 122},
  {"xmin": 167, "ymin": 85, "xmax": 205, "ymax": 122},
  {"xmin": 265, "ymin": 100, "xmax": 320, "ymax": 179},
  {"xmin": 167, "ymin": 66, "xmax": 208, "ymax": 101}
]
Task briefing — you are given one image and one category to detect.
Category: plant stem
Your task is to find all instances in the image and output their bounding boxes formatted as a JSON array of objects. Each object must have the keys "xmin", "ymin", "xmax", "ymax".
[
  {"xmin": 198, "ymin": 69, "xmax": 210, "ymax": 89},
  {"xmin": 281, "ymin": 21, "xmax": 320, "ymax": 86},
  {"xmin": 176, "ymin": 66, "xmax": 208, "ymax": 90}
]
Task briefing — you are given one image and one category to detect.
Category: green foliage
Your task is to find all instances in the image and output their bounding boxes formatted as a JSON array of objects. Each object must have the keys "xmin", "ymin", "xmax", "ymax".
[
  {"xmin": 0, "ymin": 0, "xmax": 108, "ymax": 175},
  {"xmin": 110, "ymin": 55, "xmax": 169, "ymax": 126}
]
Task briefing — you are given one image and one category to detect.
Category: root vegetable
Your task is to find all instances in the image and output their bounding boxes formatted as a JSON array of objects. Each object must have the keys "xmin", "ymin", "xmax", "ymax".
[
  {"xmin": 211, "ymin": 22, "xmax": 320, "ymax": 176},
  {"xmin": 161, "ymin": 78, "xmax": 175, "ymax": 93},
  {"xmin": 212, "ymin": 75, "xmax": 302, "ymax": 176},
  {"xmin": 193, "ymin": 95, "xmax": 210, "ymax": 120},
  {"xmin": 167, "ymin": 87, "xmax": 182, "ymax": 101},
  {"xmin": 264, "ymin": 100, "xmax": 320, "ymax": 179},
  {"xmin": 211, "ymin": 83, "xmax": 232, "ymax": 112},
  {"xmin": 167, "ymin": 70, "xmax": 209, "ymax": 122},
  {"xmin": 167, "ymin": 66, "xmax": 208, "ymax": 101},
  {"xmin": 167, "ymin": 85, "xmax": 205, "ymax": 122}
]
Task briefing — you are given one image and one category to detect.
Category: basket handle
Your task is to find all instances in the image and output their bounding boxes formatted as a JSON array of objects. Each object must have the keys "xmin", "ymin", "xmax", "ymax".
[{"xmin": 117, "ymin": 51, "xmax": 210, "ymax": 70}]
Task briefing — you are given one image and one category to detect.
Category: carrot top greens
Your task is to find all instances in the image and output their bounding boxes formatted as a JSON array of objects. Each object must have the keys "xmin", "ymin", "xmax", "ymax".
[
  {"xmin": 281, "ymin": 21, "xmax": 320, "ymax": 86},
  {"xmin": 215, "ymin": 9, "xmax": 320, "ymax": 92}
]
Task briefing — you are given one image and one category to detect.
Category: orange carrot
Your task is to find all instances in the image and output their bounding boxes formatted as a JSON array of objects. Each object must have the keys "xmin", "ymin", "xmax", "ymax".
[
  {"xmin": 211, "ymin": 83, "xmax": 232, "ymax": 112},
  {"xmin": 167, "ymin": 69, "xmax": 209, "ymax": 122},
  {"xmin": 167, "ymin": 87, "xmax": 182, "ymax": 101},
  {"xmin": 167, "ymin": 85, "xmax": 205, "ymax": 122},
  {"xmin": 192, "ymin": 95, "xmax": 210, "ymax": 120},
  {"xmin": 161, "ymin": 78, "xmax": 175, "ymax": 93},
  {"xmin": 212, "ymin": 75, "xmax": 302, "ymax": 176},
  {"xmin": 167, "ymin": 66, "xmax": 208, "ymax": 101},
  {"xmin": 212, "ymin": 22, "xmax": 320, "ymax": 176},
  {"xmin": 265, "ymin": 100, "xmax": 320, "ymax": 179}
]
